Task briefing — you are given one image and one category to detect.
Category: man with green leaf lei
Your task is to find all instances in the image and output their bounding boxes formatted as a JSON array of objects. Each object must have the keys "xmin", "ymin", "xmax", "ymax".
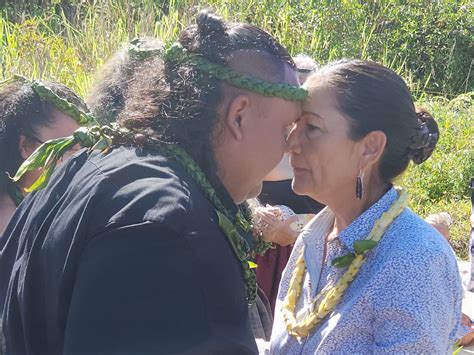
[{"xmin": 0, "ymin": 11, "xmax": 307, "ymax": 354}]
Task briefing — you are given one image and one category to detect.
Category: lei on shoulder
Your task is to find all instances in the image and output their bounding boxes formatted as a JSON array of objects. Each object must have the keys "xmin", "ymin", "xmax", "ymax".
[{"xmin": 6, "ymin": 38, "xmax": 308, "ymax": 304}]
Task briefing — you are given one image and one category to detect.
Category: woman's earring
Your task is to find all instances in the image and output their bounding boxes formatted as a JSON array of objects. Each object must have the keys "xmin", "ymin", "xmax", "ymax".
[{"xmin": 356, "ymin": 170, "xmax": 364, "ymax": 200}]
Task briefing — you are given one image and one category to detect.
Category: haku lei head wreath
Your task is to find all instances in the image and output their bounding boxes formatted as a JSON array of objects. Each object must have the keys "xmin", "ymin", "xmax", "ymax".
[
  {"xmin": 0, "ymin": 74, "xmax": 96, "ymax": 126},
  {"xmin": 0, "ymin": 75, "xmax": 98, "ymax": 191},
  {"xmin": 165, "ymin": 43, "xmax": 308, "ymax": 101}
]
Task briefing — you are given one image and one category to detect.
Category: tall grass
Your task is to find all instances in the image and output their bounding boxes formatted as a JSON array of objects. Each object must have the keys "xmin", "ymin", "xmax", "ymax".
[
  {"xmin": 0, "ymin": 0, "xmax": 473, "ymax": 257},
  {"xmin": 402, "ymin": 92, "xmax": 473, "ymax": 259},
  {"xmin": 1, "ymin": 0, "xmax": 472, "ymax": 96}
]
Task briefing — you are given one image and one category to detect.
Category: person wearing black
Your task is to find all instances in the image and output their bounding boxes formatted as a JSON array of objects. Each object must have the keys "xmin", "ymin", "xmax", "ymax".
[
  {"xmin": 0, "ymin": 11, "xmax": 305, "ymax": 354},
  {"xmin": 0, "ymin": 79, "xmax": 84, "ymax": 237}
]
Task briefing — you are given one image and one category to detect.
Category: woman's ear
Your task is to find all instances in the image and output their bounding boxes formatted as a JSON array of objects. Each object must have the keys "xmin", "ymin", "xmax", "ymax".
[
  {"xmin": 224, "ymin": 94, "xmax": 251, "ymax": 141},
  {"xmin": 18, "ymin": 135, "xmax": 39, "ymax": 160},
  {"xmin": 359, "ymin": 130, "xmax": 387, "ymax": 170}
]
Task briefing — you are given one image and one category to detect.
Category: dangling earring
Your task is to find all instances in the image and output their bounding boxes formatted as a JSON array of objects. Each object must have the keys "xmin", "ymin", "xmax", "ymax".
[{"xmin": 356, "ymin": 170, "xmax": 364, "ymax": 200}]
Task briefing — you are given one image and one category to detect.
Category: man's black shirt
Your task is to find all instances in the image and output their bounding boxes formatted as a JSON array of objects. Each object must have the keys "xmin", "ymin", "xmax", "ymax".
[{"xmin": 0, "ymin": 147, "xmax": 256, "ymax": 354}]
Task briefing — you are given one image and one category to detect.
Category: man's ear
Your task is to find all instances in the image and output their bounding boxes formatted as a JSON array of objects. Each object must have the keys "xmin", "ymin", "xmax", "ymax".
[
  {"xmin": 18, "ymin": 135, "xmax": 38, "ymax": 160},
  {"xmin": 224, "ymin": 94, "xmax": 251, "ymax": 141},
  {"xmin": 359, "ymin": 130, "xmax": 387, "ymax": 170}
]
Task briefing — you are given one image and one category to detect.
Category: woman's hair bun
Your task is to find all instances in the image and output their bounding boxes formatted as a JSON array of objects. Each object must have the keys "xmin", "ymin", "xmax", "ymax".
[
  {"xmin": 196, "ymin": 9, "xmax": 227, "ymax": 39},
  {"xmin": 409, "ymin": 109, "xmax": 439, "ymax": 164}
]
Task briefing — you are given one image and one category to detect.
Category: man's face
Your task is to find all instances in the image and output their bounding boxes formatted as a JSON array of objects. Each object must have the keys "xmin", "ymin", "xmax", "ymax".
[
  {"xmin": 243, "ymin": 65, "xmax": 302, "ymax": 199},
  {"xmin": 20, "ymin": 109, "xmax": 80, "ymax": 193}
]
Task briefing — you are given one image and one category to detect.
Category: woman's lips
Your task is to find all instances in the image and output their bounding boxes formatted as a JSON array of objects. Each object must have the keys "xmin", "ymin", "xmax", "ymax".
[{"xmin": 292, "ymin": 166, "xmax": 309, "ymax": 174}]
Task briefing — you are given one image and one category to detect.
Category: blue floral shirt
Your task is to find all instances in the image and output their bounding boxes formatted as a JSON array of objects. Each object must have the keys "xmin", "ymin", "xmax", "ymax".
[{"xmin": 270, "ymin": 187, "xmax": 463, "ymax": 354}]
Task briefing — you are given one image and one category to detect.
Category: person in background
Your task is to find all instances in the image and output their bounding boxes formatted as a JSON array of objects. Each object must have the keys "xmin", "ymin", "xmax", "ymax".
[
  {"xmin": 255, "ymin": 54, "xmax": 324, "ymax": 314},
  {"xmin": 0, "ymin": 78, "xmax": 85, "ymax": 237},
  {"xmin": 86, "ymin": 37, "xmax": 164, "ymax": 125},
  {"xmin": 0, "ymin": 77, "xmax": 86, "ymax": 354},
  {"xmin": 425, "ymin": 211, "xmax": 474, "ymax": 346},
  {"xmin": 425, "ymin": 212, "xmax": 452, "ymax": 240}
]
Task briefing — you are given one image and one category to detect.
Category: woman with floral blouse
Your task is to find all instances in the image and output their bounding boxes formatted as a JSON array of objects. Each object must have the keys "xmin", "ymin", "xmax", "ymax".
[{"xmin": 270, "ymin": 59, "xmax": 462, "ymax": 354}]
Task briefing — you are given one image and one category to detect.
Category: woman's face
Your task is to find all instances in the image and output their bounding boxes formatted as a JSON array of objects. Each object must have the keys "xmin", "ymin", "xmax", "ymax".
[{"xmin": 288, "ymin": 84, "xmax": 363, "ymax": 205}]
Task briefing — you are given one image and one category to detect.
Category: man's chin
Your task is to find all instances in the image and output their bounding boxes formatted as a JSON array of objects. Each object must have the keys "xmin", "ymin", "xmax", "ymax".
[{"xmin": 246, "ymin": 182, "xmax": 263, "ymax": 201}]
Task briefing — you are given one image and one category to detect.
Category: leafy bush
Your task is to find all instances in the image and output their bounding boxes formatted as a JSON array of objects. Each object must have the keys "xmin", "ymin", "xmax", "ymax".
[
  {"xmin": 1, "ymin": 0, "xmax": 472, "ymax": 95},
  {"xmin": 401, "ymin": 93, "xmax": 473, "ymax": 259}
]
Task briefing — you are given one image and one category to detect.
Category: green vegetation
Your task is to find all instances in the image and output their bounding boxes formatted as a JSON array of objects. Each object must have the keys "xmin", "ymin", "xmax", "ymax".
[{"xmin": 0, "ymin": 0, "xmax": 473, "ymax": 257}]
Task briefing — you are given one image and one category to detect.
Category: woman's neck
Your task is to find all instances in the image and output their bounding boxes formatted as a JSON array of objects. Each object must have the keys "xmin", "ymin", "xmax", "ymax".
[
  {"xmin": 332, "ymin": 182, "xmax": 391, "ymax": 234},
  {"xmin": 0, "ymin": 192, "xmax": 17, "ymax": 236}
]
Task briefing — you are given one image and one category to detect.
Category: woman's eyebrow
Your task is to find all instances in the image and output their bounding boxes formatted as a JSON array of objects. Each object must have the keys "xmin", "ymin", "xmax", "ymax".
[{"xmin": 302, "ymin": 111, "xmax": 324, "ymax": 120}]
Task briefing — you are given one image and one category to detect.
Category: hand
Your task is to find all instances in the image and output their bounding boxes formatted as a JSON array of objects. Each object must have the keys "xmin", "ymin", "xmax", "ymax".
[
  {"xmin": 459, "ymin": 331, "xmax": 474, "ymax": 347},
  {"xmin": 260, "ymin": 215, "xmax": 299, "ymax": 247},
  {"xmin": 255, "ymin": 207, "xmax": 282, "ymax": 232},
  {"xmin": 459, "ymin": 313, "xmax": 474, "ymax": 346}
]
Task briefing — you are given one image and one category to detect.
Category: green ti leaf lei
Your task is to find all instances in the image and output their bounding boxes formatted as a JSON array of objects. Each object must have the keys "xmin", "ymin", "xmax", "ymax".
[
  {"xmin": 163, "ymin": 144, "xmax": 270, "ymax": 304},
  {"xmin": 128, "ymin": 38, "xmax": 163, "ymax": 60},
  {"xmin": 3, "ymin": 75, "xmax": 96, "ymax": 125},
  {"xmin": 13, "ymin": 125, "xmax": 123, "ymax": 192},
  {"xmin": 165, "ymin": 43, "xmax": 308, "ymax": 101},
  {"xmin": 332, "ymin": 188, "xmax": 408, "ymax": 268}
]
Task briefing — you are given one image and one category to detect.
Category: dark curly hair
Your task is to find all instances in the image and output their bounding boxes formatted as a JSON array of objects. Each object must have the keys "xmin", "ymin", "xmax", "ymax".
[
  {"xmin": 86, "ymin": 37, "xmax": 164, "ymax": 125},
  {"xmin": 118, "ymin": 10, "xmax": 296, "ymax": 178},
  {"xmin": 0, "ymin": 79, "xmax": 87, "ymax": 195},
  {"xmin": 311, "ymin": 59, "xmax": 439, "ymax": 182}
]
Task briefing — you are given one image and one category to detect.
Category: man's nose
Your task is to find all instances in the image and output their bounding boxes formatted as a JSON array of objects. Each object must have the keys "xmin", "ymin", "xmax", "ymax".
[{"xmin": 286, "ymin": 123, "xmax": 302, "ymax": 154}]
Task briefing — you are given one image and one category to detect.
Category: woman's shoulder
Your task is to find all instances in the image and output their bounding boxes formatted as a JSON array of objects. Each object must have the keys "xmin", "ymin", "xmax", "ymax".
[{"xmin": 380, "ymin": 208, "xmax": 457, "ymax": 267}]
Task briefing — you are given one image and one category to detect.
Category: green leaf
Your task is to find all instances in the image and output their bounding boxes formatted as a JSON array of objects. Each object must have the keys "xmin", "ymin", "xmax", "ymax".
[
  {"xmin": 25, "ymin": 162, "xmax": 56, "ymax": 192},
  {"xmin": 216, "ymin": 210, "xmax": 245, "ymax": 259},
  {"xmin": 248, "ymin": 261, "xmax": 258, "ymax": 269},
  {"xmin": 453, "ymin": 343, "xmax": 463, "ymax": 355},
  {"xmin": 12, "ymin": 137, "xmax": 73, "ymax": 182},
  {"xmin": 22, "ymin": 137, "xmax": 77, "ymax": 192},
  {"xmin": 353, "ymin": 240, "xmax": 379, "ymax": 255},
  {"xmin": 331, "ymin": 253, "xmax": 356, "ymax": 268},
  {"xmin": 216, "ymin": 210, "xmax": 235, "ymax": 236},
  {"xmin": 92, "ymin": 136, "xmax": 112, "ymax": 151}
]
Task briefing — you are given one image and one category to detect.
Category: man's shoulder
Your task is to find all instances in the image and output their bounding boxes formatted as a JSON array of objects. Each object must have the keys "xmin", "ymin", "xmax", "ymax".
[
  {"xmin": 81, "ymin": 147, "xmax": 207, "ymax": 233},
  {"xmin": 12, "ymin": 146, "xmax": 207, "ymax": 238}
]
